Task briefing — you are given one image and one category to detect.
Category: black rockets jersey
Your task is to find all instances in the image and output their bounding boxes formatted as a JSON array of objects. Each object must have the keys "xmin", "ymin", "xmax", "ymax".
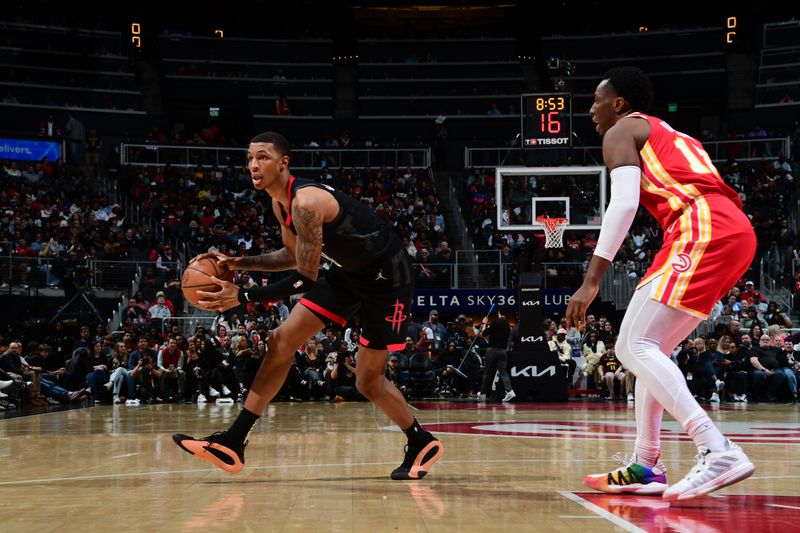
[{"xmin": 279, "ymin": 176, "xmax": 398, "ymax": 272}]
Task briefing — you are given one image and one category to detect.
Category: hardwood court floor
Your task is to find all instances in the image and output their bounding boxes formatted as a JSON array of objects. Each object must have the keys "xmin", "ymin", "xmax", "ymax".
[{"xmin": 1, "ymin": 399, "xmax": 799, "ymax": 532}]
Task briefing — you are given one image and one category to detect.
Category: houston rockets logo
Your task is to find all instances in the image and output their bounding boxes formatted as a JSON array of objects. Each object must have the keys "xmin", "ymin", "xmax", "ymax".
[
  {"xmin": 671, "ymin": 252, "xmax": 692, "ymax": 273},
  {"xmin": 385, "ymin": 300, "xmax": 407, "ymax": 335}
]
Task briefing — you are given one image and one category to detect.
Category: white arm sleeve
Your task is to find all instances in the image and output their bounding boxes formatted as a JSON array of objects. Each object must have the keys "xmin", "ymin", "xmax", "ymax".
[{"xmin": 593, "ymin": 166, "xmax": 641, "ymax": 262}]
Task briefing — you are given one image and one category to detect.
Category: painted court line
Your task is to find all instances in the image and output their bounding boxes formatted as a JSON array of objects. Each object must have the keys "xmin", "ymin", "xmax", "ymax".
[
  {"xmin": 767, "ymin": 503, "xmax": 800, "ymax": 510},
  {"xmin": 558, "ymin": 491, "xmax": 647, "ymax": 533}
]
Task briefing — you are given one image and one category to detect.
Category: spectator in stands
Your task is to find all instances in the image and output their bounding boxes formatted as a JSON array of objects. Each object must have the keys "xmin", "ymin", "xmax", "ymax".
[
  {"xmin": 693, "ymin": 338, "xmax": 721, "ymax": 402},
  {"xmin": 85, "ymin": 340, "xmax": 110, "ymax": 404},
  {"xmin": 741, "ymin": 306, "xmax": 767, "ymax": 332},
  {"xmin": 158, "ymin": 337, "xmax": 185, "ymax": 402},
  {"xmin": 0, "ymin": 340, "xmax": 44, "ymax": 405},
  {"xmin": 28, "ymin": 343, "xmax": 66, "ymax": 385},
  {"xmin": 330, "ymin": 352, "xmax": 363, "ymax": 401},
  {"xmin": 598, "ymin": 344, "xmax": 625, "ymax": 400},
  {"xmin": 106, "ymin": 342, "xmax": 135, "ymax": 403},
  {"xmin": 148, "ymin": 291, "xmax": 172, "ymax": 326},
  {"xmin": 275, "ymin": 93, "xmax": 291, "ymax": 116},
  {"xmin": 131, "ymin": 350, "xmax": 162, "ymax": 403},
  {"xmin": 777, "ymin": 339, "xmax": 799, "ymax": 402},
  {"xmin": 385, "ymin": 354, "xmax": 407, "ymax": 396},
  {"xmin": 741, "ymin": 281, "xmax": 764, "ymax": 306},
  {"xmin": 64, "ymin": 114, "xmax": 85, "ymax": 166},
  {"xmin": 764, "ymin": 301, "xmax": 792, "ymax": 328},
  {"xmin": 749, "ymin": 334, "xmax": 787, "ymax": 402},
  {"xmin": 295, "ymin": 337, "xmax": 325, "ymax": 400},
  {"xmin": 550, "ymin": 327, "xmax": 575, "ymax": 386},
  {"xmin": 582, "ymin": 331, "xmax": 606, "ymax": 389},
  {"xmin": 39, "ymin": 114, "xmax": 61, "ymax": 138},
  {"xmin": 423, "ymin": 310, "xmax": 446, "ymax": 355}
]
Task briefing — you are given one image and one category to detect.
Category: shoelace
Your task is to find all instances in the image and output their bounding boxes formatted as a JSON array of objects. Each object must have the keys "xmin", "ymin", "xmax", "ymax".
[
  {"xmin": 611, "ymin": 452, "xmax": 634, "ymax": 467},
  {"xmin": 685, "ymin": 448, "xmax": 711, "ymax": 479}
]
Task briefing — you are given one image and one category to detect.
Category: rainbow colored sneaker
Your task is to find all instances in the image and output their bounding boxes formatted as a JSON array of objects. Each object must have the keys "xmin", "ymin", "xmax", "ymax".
[{"xmin": 583, "ymin": 453, "xmax": 669, "ymax": 495}]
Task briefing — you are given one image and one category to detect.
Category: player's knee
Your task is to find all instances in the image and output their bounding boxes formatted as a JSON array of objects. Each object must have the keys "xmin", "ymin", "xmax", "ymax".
[
  {"xmin": 355, "ymin": 374, "xmax": 382, "ymax": 398},
  {"xmin": 266, "ymin": 328, "xmax": 304, "ymax": 363}
]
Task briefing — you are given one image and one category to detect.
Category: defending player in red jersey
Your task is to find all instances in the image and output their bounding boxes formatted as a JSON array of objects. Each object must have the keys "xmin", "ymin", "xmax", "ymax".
[
  {"xmin": 566, "ymin": 67, "xmax": 756, "ymax": 501},
  {"xmin": 172, "ymin": 132, "xmax": 443, "ymax": 480}
]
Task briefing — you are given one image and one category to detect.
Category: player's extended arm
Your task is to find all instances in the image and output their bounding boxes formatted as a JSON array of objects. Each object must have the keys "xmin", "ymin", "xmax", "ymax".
[
  {"xmin": 566, "ymin": 121, "xmax": 642, "ymax": 330},
  {"xmin": 234, "ymin": 193, "xmax": 324, "ymax": 304}
]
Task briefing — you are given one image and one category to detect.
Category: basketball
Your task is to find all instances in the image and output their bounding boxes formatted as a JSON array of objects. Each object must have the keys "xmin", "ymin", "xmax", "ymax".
[{"xmin": 181, "ymin": 256, "xmax": 234, "ymax": 309}]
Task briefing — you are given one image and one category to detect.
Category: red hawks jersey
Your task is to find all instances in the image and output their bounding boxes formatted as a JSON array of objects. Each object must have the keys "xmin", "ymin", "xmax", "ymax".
[{"xmin": 627, "ymin": 113, "xmax": 742, "ymax": 230}]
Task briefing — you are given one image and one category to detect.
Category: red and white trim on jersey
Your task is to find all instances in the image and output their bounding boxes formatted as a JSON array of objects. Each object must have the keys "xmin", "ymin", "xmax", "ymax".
[{"xmin": 636, "ymin": 139, "xmax": 712, "ymax": 318}]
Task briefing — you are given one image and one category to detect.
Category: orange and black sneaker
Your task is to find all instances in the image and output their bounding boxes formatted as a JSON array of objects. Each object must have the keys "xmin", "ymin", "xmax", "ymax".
[
  {"xmin": 391, "ymin": 433, "xmax": 444, "ymax": 480},
  {"xmin": 172, "ymin": 431, "xmax": 246, "ymax": 474}
]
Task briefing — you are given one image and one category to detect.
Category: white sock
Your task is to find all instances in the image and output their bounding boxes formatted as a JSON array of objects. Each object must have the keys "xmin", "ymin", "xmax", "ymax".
[
  {"xmin": 685, "ymin": 411, "xmax": 728, "ymax": 452},
  {"xmin": 633, "ymin": 380, "xmax": 662, "ymax": 467}
]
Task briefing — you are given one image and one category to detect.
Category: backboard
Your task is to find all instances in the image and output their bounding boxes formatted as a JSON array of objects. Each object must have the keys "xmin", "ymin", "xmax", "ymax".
[{"xmin": 496, "ymin": 165, "xmax": 607, "ymax": 231}]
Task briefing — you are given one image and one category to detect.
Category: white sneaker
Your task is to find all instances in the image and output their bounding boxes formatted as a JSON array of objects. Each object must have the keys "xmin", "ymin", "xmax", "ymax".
[
  {"xmin": 125, "ymin": 399, "xmax": 140, "ymax": 406},
  {"xmin": 502, "ymin": 390, "xmax": 516, "ymax": 403},
  {"xmin": 662, "ymin": 440, "xmax": 754, "ymax": 502},
  {"xmin": 0, "ymin": 379, "xmax": 14, "ymax": 391},
  {"xmin": 216, "ymin": 397, "xmax": 234, "ymax": 405},
  {"xmin": 710, "ymin": 392, "xmax": 720, "ymax": 403},
  {"xmin": 627, "ymin": 393, "xmax": 635, "ymax": 402},
  {"xmin": 476, "ymin": 393, "xmax": 487, "ymax": 402},
  {"xmin": 113, "ymin": 395, "xmax": 121, "ymax": 404},
  {"xmin": 103, "ymin": 381, "xmax": 113, "ymax": 391},
  {"xmin": 221, "ymin": 385, "xmax": 232, "ymax": 396},
  {"xmin": 0, "ymin": 390, "xmax": 6, "ymax": 398},
  {"xmin": 208, "ymin": 387, "xmax": 220, "ymax": 398},
  {"xmin": 197, "ymin": 394, "xmax": 207, "ymax": 403}
]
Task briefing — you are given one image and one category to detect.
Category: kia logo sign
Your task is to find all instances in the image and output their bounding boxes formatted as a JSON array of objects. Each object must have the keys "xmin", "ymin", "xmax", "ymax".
[{"xmin": 511, "ymin": 365, "xmax": 557, "ymax": 377}]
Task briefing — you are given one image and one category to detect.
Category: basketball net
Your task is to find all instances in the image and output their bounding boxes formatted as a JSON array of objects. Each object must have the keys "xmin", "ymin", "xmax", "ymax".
[{"xmin": 536, "ymin": 216, "xmax": 568, "ymax": 248}]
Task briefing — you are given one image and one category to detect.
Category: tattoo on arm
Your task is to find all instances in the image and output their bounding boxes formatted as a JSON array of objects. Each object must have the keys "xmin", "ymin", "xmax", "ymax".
[
  {"xmin": 237, "ymin": 248, "xmax": 296, "ymax": 271},
  {"xmin": 291, "ymin": 202, "xmax": 323, "ymax": 281}
]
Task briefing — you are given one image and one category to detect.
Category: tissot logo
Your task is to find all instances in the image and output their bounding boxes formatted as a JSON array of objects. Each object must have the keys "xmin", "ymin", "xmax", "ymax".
[
  {"xmin": 511, "ymin": 365, "xmax": 556, "ymax": 377},
  {"xmin": 520, "ymin": 335, "xmax": 544, "ymax": 342},
  {"xmin": 521, "ymin": 300, "xmax": 538, "ymax": 306}
]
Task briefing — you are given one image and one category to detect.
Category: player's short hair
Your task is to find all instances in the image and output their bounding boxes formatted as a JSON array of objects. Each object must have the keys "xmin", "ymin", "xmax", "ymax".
[
  {"xmin": 250, "ymin": 131, "xmax": 291, "ymax": 158},
  {"xmin": 603, "ymin": 66, "xmax": 654, "ymax": 113}
]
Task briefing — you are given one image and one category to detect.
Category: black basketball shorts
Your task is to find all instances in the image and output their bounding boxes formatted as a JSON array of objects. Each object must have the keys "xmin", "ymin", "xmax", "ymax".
[{"xmin": 299, "ymin": 248, "xmax": 413, "ymax": 351}]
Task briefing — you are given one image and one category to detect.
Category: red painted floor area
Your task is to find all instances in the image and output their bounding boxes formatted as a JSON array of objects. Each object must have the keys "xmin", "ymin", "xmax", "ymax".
[{"xmin": 576, "ymin": 492, "xmax": 800, "ymax": 532}]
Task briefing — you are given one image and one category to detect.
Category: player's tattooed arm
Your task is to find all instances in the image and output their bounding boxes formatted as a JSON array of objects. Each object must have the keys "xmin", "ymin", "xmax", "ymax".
[
  {"xmin": 235, "ymin": 246, "xmax": 296, "ymax": 271},
  {"xmin": 291, "ymin": 199, "xmax": 323, "ymax": 282},
  {"xmin": 234, "ymin": 212, "xmax": 297, "ymax": 272}
]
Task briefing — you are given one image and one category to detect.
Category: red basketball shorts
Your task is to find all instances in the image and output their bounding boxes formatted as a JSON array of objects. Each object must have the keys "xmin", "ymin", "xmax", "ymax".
[{"xmin": 638, "ymin": 194, "xmax": 756, "ymax": 318}]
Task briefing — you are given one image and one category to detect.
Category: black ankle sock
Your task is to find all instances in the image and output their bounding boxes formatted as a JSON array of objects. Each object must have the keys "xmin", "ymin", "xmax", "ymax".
[
  {"xmin": 402, "ymin": 418, "xmax": 429, "ymax": 444},
  {"xmin": 227, "ymin": 408, "xmax": 260, "ymax": 445}
]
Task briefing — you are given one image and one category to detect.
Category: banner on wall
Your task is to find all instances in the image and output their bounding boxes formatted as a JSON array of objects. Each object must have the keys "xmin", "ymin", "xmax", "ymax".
[
  {"xmin": 541, "ymin": 288, "xmax": 573, "ymax": 312},
  {"xmin": 412, "ymin": 289, "xmax": 516, "ymax": 314},
  {"xmin": 412, "ymin": 288, "xmax": 573, "ymax": 314},
  {"xmin": 0, "ymin": 138, "xmax": 61, "ymax": 161}
]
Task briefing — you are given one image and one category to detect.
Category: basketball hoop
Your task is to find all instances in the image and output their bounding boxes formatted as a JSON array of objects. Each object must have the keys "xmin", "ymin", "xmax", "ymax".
[{"xmin": 536, "ymin": 216, "xmax": 568, "ymax": 248}]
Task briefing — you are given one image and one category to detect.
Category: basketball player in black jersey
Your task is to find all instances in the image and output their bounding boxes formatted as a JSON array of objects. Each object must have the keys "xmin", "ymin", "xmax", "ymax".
[{"xmin": 172, "ymin": 132, "xmax": 444, "ymax": 480}]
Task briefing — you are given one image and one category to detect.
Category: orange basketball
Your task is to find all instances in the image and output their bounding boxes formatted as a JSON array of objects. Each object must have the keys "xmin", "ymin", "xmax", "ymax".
[{"xmin": 181, "ymin": 256, "xmax": 234, "ymax": 309}]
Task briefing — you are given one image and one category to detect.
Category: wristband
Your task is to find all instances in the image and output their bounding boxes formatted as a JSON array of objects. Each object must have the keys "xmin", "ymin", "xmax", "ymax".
[{"xmin": 237, "ymin": 271, "xmax": 316, "ymax": 304}]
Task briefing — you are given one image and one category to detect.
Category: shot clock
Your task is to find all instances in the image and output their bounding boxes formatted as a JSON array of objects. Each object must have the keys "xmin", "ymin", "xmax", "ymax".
[{"xmin": 520, "ymin": 92, "xmax": 572, "ymax": 149}]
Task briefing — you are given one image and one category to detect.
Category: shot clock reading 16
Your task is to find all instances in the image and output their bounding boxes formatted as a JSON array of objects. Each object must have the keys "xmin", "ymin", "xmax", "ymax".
[{"xmin": 520, "ymin": 92, "xmax": 572, "ymax": 148}]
